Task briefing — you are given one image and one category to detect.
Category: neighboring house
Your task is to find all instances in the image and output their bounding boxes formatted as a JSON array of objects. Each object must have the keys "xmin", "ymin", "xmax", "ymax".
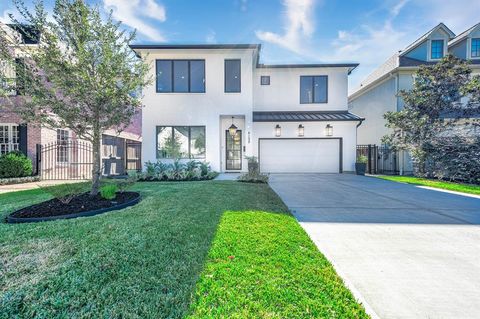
[
  {"xmin": 130, "ymin": 44, "xmax": 362, "ymax": 173},
  {"xmin": 0, "ymin": 23, "xmax": 141, "ymax": 177},
  {"xmin": 349, "ymin": 22, "xmax": 480, "ymax": 174}
]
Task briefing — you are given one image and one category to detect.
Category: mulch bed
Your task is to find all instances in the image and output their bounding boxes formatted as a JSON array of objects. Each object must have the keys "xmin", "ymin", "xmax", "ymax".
[{"xmin": 10, "ymin": 191, "xmax": 139, "ymax": 219}]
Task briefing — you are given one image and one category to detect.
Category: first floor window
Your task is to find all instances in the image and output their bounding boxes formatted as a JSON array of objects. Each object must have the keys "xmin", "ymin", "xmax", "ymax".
[
  {"xmin": 0, "ymin": 124, "xmax": 19, "ymax": 155},
  {"xmin": 56, "ymin": 129, "xmax": 70, "ymax": 163},
  {"xmin": 472, "ymin": 38, "xmax": 480, "ymax": 58},
  {"xmin": 156, "ymin": 126, "xmax": 206, "ymax": 159},
  {"xmin": 431, "ymin": 40, "xmax": 444, "ymax": 59},
  {"xmin": 300, "ymin": 75, "xmax": 328, "ymax": 104}
]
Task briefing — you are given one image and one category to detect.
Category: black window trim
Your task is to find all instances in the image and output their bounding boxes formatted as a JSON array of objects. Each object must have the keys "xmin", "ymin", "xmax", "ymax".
[
  {"xmin": 155, "ymin": 59, "xmax": 206, "ymax": 93},
  {"xmin": 155, "ymin": 125, "xmax": 206, "ymax": 159},
  {"xmin": 260, "ymin": 75, "xmax": 270, "ymax": 85},
  {"xmin": 224, "ymin": 59, "xmax": 241, "ymax": 93},
  {"xmin": 299, "ymin": 75, "xmax": 328, "ymax": 104}
]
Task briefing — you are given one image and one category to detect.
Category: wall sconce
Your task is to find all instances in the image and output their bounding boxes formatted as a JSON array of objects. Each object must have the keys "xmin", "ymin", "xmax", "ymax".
[
  {"xmin": 228, "ymin": 116, "xmax": 238, "ymax": 137},
  {"xmin": 325, "ymin": 124, "xmax": 333, "ymax": 136},
  {"xmin": 298, "ymin": 124, "xmax": 304, "ymax": 137},
  {"xmin": 275, "ymin": 124, "xmax": 281, "ymax": 137}
]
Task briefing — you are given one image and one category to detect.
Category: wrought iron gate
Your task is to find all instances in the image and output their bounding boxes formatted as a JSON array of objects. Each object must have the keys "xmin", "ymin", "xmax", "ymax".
[
  {"xmin": 357, "ymin": 144, "xmax": 399, "ymax": 175},
  {"xmin": 37, "ymin": 141, "xmax": 93, "ymax": 180}
]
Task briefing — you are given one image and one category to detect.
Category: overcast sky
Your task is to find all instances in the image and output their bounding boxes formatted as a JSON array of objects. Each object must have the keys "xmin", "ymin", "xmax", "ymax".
[{"xmin": 1, "ymin": 0, "xmax": 479, "ymax": 93}]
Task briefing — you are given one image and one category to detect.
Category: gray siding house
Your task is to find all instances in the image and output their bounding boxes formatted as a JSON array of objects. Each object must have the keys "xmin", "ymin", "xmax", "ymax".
[{"xmin": 349, "ymin": 22, "xmax": 480, "ymax": 174}]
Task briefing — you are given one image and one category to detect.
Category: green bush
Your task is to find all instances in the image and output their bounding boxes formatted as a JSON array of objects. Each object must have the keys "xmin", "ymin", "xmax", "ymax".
[
  {"xmin": 100, "ymin": 184, "xmax": 118, "ymax": 200},
  {"xmin": 356, "ymin": 155, "xmax": 368, "ymax": 164},
  {"xmin": 39, "ymin": 182, "xmax": 90, "ymax": 204},
  {"xmin": 0, "ymin": 152, "xmax": 33, "ymax": 178},
  {"xmin": 238, "ymin": 171, "xmax": 269, "ymax": 184},
  {"xmin": 139, "ymin": 160, "xmax": 217, "ymax": 181}
]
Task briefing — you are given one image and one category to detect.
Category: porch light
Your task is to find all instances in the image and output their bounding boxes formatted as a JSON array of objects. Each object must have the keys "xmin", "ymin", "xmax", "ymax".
[
  {"xmin": 298, "ymin": 124, "xmax": 304, "ymax": 137},
  {"xmin": 275, "ymin": 124, "xmax": 281, "ymax": 137},
  {"xmin": 228, "ymin": 116, "xmax": 238, "ymax": 137},
  {"xmin": 325, "ymin": 124, "xmax": 333, "ymax": 136}
]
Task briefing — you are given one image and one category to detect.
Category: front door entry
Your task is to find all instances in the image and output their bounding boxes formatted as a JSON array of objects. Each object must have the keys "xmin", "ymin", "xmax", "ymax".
[{"xmin": 226, "ymin": 130, "xmax": 242, "ymax": 170}]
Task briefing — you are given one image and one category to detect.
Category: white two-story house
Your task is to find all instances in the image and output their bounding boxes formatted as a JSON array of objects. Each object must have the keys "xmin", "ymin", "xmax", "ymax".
[{"xmin": 130, "ymin": 44, "xmax": 362, "ymax": 173}]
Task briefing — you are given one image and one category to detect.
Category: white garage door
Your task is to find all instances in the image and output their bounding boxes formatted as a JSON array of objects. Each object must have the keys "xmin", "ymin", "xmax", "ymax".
[{"xmin": 259, "ymin": 139, "xmax": 341, "ymax": 173}]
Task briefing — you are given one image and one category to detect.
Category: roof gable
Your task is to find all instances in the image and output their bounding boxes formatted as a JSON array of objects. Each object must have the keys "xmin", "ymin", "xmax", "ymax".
[
  {"xmin": 399, "ymin": 23, "xmax": 455, "ymax": 57},
  {"xmin": 449, "ymin": 23, "xmax": 480, "ymax": 46}
]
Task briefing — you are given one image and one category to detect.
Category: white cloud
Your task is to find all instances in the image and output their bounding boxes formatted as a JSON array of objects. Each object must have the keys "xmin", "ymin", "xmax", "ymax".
[
  {"xmin": 103, "ymin": 0, "xmax": 166, "ymax": 41},
  {"xmin": 414, "ymin": 0, "xmax": 480, "ymax": 32},
  {"xmin": 255, "ymin": 0, "xmax": 316, "ymax": 55},
  {"xmin": 205, "ymin": 30, "xmax": 216, "ymax": 44}
]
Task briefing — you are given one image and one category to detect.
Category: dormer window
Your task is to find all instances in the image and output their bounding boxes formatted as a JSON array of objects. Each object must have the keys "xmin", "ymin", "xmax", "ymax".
[
  {"xmin": 431, "ymin": 40, "xmax": 444, "ymax": 59},
  {"xmin": 472, "ymin": 38, "xmax": 480, "ymax": 58}
]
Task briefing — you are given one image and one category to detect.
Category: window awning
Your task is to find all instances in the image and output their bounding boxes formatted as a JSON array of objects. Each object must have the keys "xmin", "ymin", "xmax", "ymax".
[{"xmin": 252, "ymin": 111, "xmax": 364, "ymax": 122}]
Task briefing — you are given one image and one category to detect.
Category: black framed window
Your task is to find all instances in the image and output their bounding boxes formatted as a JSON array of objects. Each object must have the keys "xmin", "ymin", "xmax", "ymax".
[
  {"xmin": 472, "ymin": 38, "xmax": 480, "ymax": 58},
  {"xmin": 156, "ymin": 60, "xmax": 205, "ymax": 93},
  {"xmin": 431, "ymin": 40, "xmax": 444, "ymax": 59},
  {"xmin": 260, "ymin": 75, "xmax": 270, "ymax": 85},
  {"xmin": 300, "ymin": 75, "xmax": 328, "ymax": 104},
  {"xmin": 156, "ymin": 126, "xmax": 206, "ymax": 159},
  {"xmin": 225, "ymin": 59, "xmax": 241, "ymax": 92}
]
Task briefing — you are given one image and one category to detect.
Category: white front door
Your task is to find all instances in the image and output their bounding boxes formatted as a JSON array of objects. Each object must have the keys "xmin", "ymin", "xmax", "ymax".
[{"xmin": 259, "ymin": 138, "xmax": 341, "ymax": 173}]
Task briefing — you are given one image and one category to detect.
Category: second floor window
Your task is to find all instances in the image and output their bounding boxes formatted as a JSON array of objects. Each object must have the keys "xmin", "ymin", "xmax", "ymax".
[
  {"xmin": 431, "ymin": 40, "xmax": 444, "ymax": 59},
  {"xmin": 156, "ymin": 60, "xmax": 205, "ymax": 93},
  {"xmin": 225, "ymin": 59, "xmax": 241, "ymax": 92},
  {"xmin": 472, "ymin": 38, "xmax": 480, "ymax": 58},
  {"xmin": 300, "ymin": 76, "xmax": 328, "ymax": 104}
]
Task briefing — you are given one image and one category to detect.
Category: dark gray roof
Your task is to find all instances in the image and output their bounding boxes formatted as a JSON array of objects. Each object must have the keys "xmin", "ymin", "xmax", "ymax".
[
  {"xmin": 129, "ymin": 44, "xmax": 261, "ymax": 50},
  {"xmin": 257, "ymin": 63, "xmax": 358, "ymax": 69},
  {"xmin": 253, "ymin": 111, "xmax": 364, "ymax": 122},
  {"xmin": 399, "ymin": 56, "xmax": 437, "ymax": 67},
  {"xmin": 449, "ymin": 23, "xmax": 480, "ymax": 46}
]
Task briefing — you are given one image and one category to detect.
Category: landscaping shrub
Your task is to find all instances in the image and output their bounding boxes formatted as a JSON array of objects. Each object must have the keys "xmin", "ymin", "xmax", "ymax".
[
  {"xmin": 100, "ymin": 184, "xmax": 118, "ymax": 200},
  {"xmin": 238, "ymin": 171, "xmax": 269, "ymax": 184},
  {"xmin": 102, "ymin": 175, "xmax": 137, "ymax": 193},
  {"xmin": 0, "ymin": 152, "xmax": 33, "ymax": 178},
  {"xmin": 39, "ymin": 182, "xmax": 90, "ymax": 204},
  {"xmin": 426, "ymin": 136, "xmax": 480, "ymax": 184},
  {"xmin": 139, "ymin": 160, "xmax": 218, "ymax": 181}
]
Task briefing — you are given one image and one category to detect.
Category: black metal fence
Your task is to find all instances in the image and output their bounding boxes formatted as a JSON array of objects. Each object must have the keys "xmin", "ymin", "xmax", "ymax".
[
  {"xmin": 37, "ymin": 141, "xmax": 93, "ymax": 180},
  {"xmin": 357, "ymin": 144, "xmax": 399, "ymax": 175}
]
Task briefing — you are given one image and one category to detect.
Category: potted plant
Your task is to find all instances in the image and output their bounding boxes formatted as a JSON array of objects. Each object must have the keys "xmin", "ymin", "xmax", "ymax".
[
  {"xmin": 245, "ymin": 156, "xmax": 259, "ymax": 173},
  {"xmin": 355, "ymin": 155, "xmax": 368, "ymax": 175}
]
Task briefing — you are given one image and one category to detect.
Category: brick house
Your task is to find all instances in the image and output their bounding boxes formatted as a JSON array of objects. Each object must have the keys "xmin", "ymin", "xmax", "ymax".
[{"xmin": 1, "ymin": 23, "xmax": 141, "ymax": 177}]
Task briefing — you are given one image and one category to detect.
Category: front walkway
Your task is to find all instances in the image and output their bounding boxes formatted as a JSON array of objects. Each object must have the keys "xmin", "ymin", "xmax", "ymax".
[
  {"xmin": 269, "ymin": 173, "xmax": 480, "ymax": 319},
  {"xmin": 0, "ymin": 180, "xmax": 81, "ymax": 194}
]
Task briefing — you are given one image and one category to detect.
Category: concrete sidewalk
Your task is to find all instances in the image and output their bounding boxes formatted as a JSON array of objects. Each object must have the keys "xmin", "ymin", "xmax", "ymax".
[
  {"xmin": 0, "ymin": 180, "xmax": 81, "ymax": 194},
  {"xmin": 269, "ymin": 173, "xmax": 480, "ymax": 319}
]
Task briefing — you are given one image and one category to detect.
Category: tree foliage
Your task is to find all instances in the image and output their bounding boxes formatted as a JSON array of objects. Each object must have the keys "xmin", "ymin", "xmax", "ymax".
[
  {"xmin": 383, "ymin": 54, "xmax": 480, "ymax": 183},
  {"xmin": 0, "ymin": 0, "xmax": 151, "ymax": 194}
]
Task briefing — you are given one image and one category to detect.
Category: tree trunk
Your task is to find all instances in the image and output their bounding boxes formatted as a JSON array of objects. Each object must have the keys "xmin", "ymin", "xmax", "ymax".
[{"xmin": 90, "ymin": 129, "xmax": 102, "ymax": 196}]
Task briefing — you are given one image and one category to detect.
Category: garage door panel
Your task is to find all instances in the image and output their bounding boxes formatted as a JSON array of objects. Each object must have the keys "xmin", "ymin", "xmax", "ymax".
[{"xmin": 259, "ymin": 139, "xmax": 340, "ymax": 173}]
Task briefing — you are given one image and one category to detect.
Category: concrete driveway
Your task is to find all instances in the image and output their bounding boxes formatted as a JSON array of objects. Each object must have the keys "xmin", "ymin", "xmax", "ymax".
[{"xmin": 269, "ymin": 174, "xmax": 480, "ymax": 319}]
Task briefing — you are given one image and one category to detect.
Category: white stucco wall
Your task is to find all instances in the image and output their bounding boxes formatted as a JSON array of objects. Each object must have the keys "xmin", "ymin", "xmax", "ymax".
[
  {"xmin": 138, "ymin": 48, "xmax": 256, "ymax": 171},
  {"xmin": 252, "ymin": 121, "xmax": 358, "ymax": 172},
  {"xmin": 253, "ymin": 67, "xmax": 350, "ymax": 111},
  {"xmin": 349, "ymin": 76, "xmax": 397, "ymax": 145}
]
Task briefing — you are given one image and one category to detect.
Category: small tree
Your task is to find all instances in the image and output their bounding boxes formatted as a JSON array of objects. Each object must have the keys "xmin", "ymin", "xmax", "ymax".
[
  {"xmin": 383, "ymin": 54, "xmax": 478, "ymax": 176},
  {"xmin": 0, "ymin": 0, "xmax": 151, "ymax": 195}
]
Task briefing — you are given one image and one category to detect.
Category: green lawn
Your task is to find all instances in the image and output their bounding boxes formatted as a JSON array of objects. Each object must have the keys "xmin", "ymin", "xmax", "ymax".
[
  {"xmin": 375, "ymin": 175, "xmax": 480, "ymax": 195},
  {"xmin": 0, "ymin": 181, "xmax": 368, "ymax": 318}
]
